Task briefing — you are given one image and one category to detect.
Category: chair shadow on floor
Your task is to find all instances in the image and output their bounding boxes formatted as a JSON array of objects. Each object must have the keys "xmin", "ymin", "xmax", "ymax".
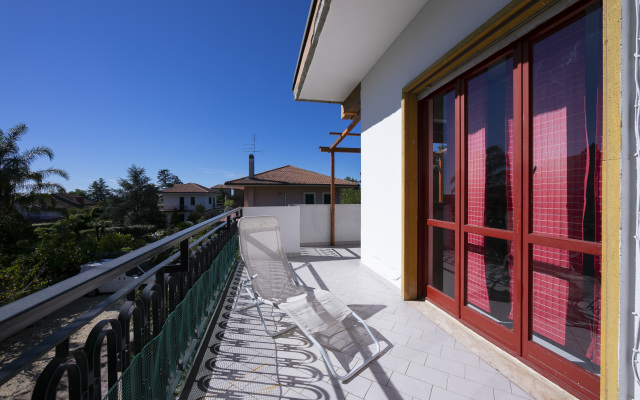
[{"xmin": 195, "ymin": 299, "xmax": 393, "ymax": 399}]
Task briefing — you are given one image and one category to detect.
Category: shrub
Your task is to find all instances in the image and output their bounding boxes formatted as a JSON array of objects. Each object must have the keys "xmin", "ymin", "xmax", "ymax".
[{"xmin": 99, "ymin": 232, "xmax": 134, "ymax": 252}]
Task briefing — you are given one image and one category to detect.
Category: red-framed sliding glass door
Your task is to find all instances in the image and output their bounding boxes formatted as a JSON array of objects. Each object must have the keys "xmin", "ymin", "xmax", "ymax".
[
  {"xmin": 418, "ymin": 2, "xmax": 602, "ymax": 397},
  {"xmin": 459, "ymin": 49, "xmax": 522, "ymax": 352},
  {"xmin": 521, "ymin": 4, "xmax": 602, "ymax": 397},
  {"xmin": 419, "ymin": 85, "xmax": 460, "ymax": 316}
]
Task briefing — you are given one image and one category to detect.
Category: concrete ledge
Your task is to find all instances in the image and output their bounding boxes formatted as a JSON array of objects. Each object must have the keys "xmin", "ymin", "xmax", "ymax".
[{"xmin": 407, "ymin": 300, "xmax": 578, "ymax": 400}]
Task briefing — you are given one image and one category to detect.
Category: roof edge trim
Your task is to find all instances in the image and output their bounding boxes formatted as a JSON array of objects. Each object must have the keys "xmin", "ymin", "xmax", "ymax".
[{"xmin": 292, "ymin": 0, "xmax": 332, "ymax": 101}]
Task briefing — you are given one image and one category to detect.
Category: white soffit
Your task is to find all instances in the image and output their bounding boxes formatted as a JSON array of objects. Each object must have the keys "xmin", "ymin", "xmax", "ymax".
[{"xmin": 299, "ymin": 0, "xmax": 429, "ymax": 103}]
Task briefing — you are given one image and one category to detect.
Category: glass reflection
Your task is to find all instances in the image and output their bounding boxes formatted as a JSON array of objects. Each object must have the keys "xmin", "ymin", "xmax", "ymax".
[
  {"xmin": 432, "ymin": 89, "xmax": 456, "ymax": 222},
  {"xmin": 531, "ymin": 245, "xmax": 601, "ymax": 375},
  {"xmin": 466, "ymin": 57, "xmax": 514, "ymax": 230},
  {"xmin": 531, "ymin": 6, "xmax": 602, "ymax": 243},
  {"xmin": 430, "ymin": 226, "xmax": 455, "ymax": 298},
  {"xmin": 466, "ymin": 233, "xmax": 513, "ymax": 329}
]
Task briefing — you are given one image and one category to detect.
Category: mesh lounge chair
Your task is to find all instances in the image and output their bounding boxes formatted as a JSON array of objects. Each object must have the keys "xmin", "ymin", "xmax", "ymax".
[{"xmin": 235, "ymin": 215, "xmax": 381, "ymax": 381}]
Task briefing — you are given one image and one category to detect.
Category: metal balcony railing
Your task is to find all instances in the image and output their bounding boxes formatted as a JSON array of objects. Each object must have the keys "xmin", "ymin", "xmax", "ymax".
[{"xmin": 0, "ymin": 207, "xmax": 243, "ymax": 400}]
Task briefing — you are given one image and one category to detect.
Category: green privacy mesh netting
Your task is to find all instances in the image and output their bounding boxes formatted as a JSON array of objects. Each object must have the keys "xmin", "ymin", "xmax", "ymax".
[{"xmin": 104, "ymin": 234, "xmax": 238, "ymax": 400}]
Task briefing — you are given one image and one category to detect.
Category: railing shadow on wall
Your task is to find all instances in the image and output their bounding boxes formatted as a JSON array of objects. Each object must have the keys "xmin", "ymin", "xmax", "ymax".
[{"xmin": 0, "ymin": 207, "xmax": 243, "ymax": 400}]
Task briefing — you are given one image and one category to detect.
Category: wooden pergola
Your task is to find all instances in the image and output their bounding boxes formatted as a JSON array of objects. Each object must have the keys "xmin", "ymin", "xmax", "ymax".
[{"xmin": 319, "ymin": 114, "xmax": 361, "ymax": 245}]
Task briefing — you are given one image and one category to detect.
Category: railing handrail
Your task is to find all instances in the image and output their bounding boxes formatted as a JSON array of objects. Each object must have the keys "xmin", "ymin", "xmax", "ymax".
[{"xmin": 0, "ymin": 207, "xmax": 242, "ymax": 344}]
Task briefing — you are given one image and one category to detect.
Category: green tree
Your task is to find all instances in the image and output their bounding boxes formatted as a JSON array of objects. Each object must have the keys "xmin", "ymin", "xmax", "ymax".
[
  {"xmin": 0, "ymin": 124, "xmax": 69, "ymax": 216},
  {"xmin": 188, "ymin": 204, "xmax": 205, "ymax": 223},
  {"xmin": 340, "ymin": 176, "xmax": 361, "ymax": 204},
  {"xmin": 170, "ymin": 209, "xmax": 183, "ymax": 226},
  {"xmin": 68, "ymin": 188, "xmax": 87, "ymax": 197},
  {"xmin": 157, "ymin": 169, "xmax": 183, "ymax": 190},
  {"xmin": 87, "ymin": 178, "xmax": 111, "ymax": 202},
  {"xmin": 107, "ymin": 165, "xmax": 166, "ymax": 227}
]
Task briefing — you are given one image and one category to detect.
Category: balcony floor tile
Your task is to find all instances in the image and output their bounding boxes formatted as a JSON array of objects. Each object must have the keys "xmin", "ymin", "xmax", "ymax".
[{"xmin": 180, "ymin": 247, "xmax": 537, "ymax": 400}]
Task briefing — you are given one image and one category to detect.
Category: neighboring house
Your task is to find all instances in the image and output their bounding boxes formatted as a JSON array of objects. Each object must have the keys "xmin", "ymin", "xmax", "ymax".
[
  {"xmin": 224, "ymin": 157, "xmax": 358, "ymax": 207},
  {"xmin": 292, "ymin": 0, "xmax": 631, "ymax": 399},
  {"xmin": 18, "ymin": 193, "xmax": 96, "ymax": 222},
  {"xmin": 160, "ymin": 183, "xmax": 217, "ymax": 222}
]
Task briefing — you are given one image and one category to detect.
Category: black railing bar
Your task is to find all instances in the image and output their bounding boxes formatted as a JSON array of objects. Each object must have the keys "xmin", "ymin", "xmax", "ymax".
[
  {"xmin": 144, "ymin": 217, "xmax": 229, "ymax": 271},
  {"xmin": 0, "ymin": 208, "xmax": 242, "ymax": 343},
  {"xmin": 0, "ymin": 218, "xmax": 238, "ymax": 386}
]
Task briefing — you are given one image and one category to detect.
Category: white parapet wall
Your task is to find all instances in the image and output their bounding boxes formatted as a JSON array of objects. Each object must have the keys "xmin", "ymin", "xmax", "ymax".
[
  {"xmin": 241, "ymin": 206, "xmax": 301, "ymax": 255},
  {"xmin": 297, "ymin": 204, "xmax": 361, "ymax": 246},
  {"xmin": 241, "ymin": 205, "xmax": 360, "ymax": 252}
]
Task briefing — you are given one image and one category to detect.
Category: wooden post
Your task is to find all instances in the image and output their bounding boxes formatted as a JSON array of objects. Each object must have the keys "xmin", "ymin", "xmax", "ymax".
[{"xmin": 331, "ymin": 150, "xmax": 335, "ymax": 246}]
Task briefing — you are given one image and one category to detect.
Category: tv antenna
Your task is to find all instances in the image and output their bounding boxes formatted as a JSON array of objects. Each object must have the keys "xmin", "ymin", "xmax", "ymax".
[{"xmin": 243, "ymin": 134, "xmax": 263, "ymax": 155}]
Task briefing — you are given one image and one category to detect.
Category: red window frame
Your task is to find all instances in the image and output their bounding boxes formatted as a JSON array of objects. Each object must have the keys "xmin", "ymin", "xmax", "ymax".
[
  {"xmin": 418, "ymin": 83, "xmax": 461, "ymax": 316},
  {"xmin": 418, "ymin": 2, "xmax": 602, "ymax": 398}
]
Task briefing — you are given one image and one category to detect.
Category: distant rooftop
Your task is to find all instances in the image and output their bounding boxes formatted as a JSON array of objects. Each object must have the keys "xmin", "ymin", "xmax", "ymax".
[
  {"xmin": 211, "ymin": 184, "xmax": 243, "ymax": 190},
  {"xmin": 225, "ymin": 165, "xmax": 359, "ymax": 187},
  {"xmin": 160, "ymin": 183, "xmax": 215, "ymax": 194},
  {"xmin": 52, "ymin": 193, "xmax": 96, "ymax": 209}
]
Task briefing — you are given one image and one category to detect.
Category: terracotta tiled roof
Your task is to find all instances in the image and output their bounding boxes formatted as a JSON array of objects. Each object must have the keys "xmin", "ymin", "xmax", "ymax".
[
  {"xmin": 52, "ymin": 193, "xmax": 96, "ymax": 208},
  {"xmin": 225, "ymin": 165, "xmax": 359, "ymax": 187},
  {"xmin": 211, "ymin": 184, "xmax": 243, "ymax": 190},
  {"xmin": 161, "ymin": 183, "xmax": 215, "ymax": 194}
]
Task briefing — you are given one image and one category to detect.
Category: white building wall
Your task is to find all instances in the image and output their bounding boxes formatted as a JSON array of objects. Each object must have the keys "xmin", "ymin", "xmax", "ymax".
[
  {"xmin": 242, "ymin": 206, "xmax": 301, "ymax": 255},
  {"xmin": 359, "ymin": 0, "xmax": 512, "ymax": 286},
  {"xmin": 298, "ymin": 204, "xmax": 331, "ymax": 245},
  {"xmin": 335, "ymin": 204, "xmax": 361, "ymax": 244},
  {"xmin": 297, "ymin": 204, "xmax": 361, "ymax": 246},
  {"xmin": 163, "ymin": 193, "xmax": 216, "ymax": 210}
]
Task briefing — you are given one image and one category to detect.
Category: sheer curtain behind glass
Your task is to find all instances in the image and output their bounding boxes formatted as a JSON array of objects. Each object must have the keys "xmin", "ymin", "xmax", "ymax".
[{"xmin": 531, "ymin": 6, "xmax": 602, "ymax": 372}]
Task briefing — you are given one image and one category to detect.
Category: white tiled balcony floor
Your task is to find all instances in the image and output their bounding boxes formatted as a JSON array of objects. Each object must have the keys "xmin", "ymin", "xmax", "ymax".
[{"xmin": 181, "ymin": 247, "xmax": 536, "ymax": 400}]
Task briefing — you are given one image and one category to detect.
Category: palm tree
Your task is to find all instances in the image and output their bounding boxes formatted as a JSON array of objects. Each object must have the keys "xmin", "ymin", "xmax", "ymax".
[{"xmin": 0, "ymin": 124, "xmax": 69, "ymax": 216}]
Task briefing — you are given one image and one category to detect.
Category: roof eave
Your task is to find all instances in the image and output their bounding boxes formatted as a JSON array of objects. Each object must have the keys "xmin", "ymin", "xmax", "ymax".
[{"xmin": 292, "ymin": 0, "xmax": 319, "ymax": 94}]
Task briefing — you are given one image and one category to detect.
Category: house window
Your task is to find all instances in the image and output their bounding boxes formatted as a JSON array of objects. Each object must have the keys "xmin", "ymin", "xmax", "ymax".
[
  {"xmin": 323, "ymin": 193, "xmax": 331, "ymax": 204},
  {"xmin": 209, "ymin": 197, "xmax": 212, "ymax": 205},
  {"xmin": 418, "ymin": 2, "xmax": 602, "ymax": 396},
  {"xmin": 190, "ymin": 197, "xmax": 195, "ymax": 206},
  {"xmin": 303, "ymin": 193, "xmax": 315, "ymax": 204}
]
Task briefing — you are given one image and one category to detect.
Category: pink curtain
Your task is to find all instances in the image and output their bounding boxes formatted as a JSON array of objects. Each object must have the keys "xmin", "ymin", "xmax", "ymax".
[
  {"xmin": 466, "ymin": 62, "xmax": 514, "ymax": 316},
  {"xmin": 466, "ymin": 73, "xmax": 491, "ymax": 312},
  {"xmin": 531, "ymin": 12, "xmax": 602, "ymax": 365}
]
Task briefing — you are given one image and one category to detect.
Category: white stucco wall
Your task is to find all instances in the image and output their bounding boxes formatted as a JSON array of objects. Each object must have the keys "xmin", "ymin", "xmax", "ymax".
[
  {"xmin": 163, "ymin": 193, "xmax": 216, "ymax": 210},
  {"xmin": 297, "ymin": 204, "xmax": 361, "ymax": 246},
  {"xmin": 359, "ymin": 0, "xmax": 511, "ymax": 286},
  {"xmin": 335, "ymin": 204, "xmax": 361, "ymax": 244},
  {"xmin": 242, "ymin": 206, "xmax": 301, "ymax": 255},
  {"xmin": 298, "ymin": 204, "xmax": 331, "ymax": 245}
]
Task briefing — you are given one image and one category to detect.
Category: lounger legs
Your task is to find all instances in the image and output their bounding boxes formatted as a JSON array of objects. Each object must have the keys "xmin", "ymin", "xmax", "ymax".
[
  {"xmin": 232, "ymin": 275, "xmax": 259, "ymax": 311},
  {"xmin": 252, "ymin": 298, "xmax": 298, "ymax": 337},
  {"xmin": 236, "ymin": 281, "xmax": 297, "ymax": 337},
  {"xmin": 306, "ymin": 311, "xmax": 381, "ymax": 382}
]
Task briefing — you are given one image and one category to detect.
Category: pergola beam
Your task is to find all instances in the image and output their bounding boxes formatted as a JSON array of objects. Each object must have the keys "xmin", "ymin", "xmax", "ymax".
[
  {"xmin": 329, "ymin": 131, "xmax": 361, "ymax": 136},
  {"xmin": 319, "ymin": 147, "xmax": 361, "ymax": 153},
  {"xmin": 322, "ymin": 114, "xmax": 361, "ymax": 246},
  {"xmin": 329, "ymin": 115, "xmax": 361, "ymax": 150}
]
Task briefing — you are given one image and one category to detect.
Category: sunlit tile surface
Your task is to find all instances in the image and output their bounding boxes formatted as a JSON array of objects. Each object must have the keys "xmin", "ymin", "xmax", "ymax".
[{"xmin": 181, "ymin": 247, "xmax": 535, "ymax": 400}]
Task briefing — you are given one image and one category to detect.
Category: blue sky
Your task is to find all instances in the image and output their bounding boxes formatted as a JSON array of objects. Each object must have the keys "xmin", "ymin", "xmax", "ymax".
[{"xmin": 0, "ymin": 1, "xmax": 361, "ymax": 192}]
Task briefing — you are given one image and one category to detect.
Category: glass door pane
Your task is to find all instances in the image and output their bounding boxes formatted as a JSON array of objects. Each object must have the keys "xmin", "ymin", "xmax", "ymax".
[
  {"xmin": 531, "ymin": 7, "xmax": 602, "ymax": 243},
  {"xmin": 464, "ymin": 55, "xmax": 516, "ymax": 333},
  {"xmin": 430, "ymin": 226, "xmax": 455, "ymax": 297},
  {"xmin": 527, "ymin": 4, "xmax": 602, "ymax": 376},
  {"xmin": 424, "ymin": 88, "xmax": 458, "ymax": 303},
  {"xmin": 531, "ymin": 245, "xmax": 601, "ymax": 374},
  {"xmin": 466, "ymin": 56, "xmax": 514, "ymax": 230},
  {"xmin": 466, "ymin": 233, "xmax": 513, "ymax": 329},
  {"xmin": 431, "ymin": 89, "xmax": 456, "ymax": 222}
]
